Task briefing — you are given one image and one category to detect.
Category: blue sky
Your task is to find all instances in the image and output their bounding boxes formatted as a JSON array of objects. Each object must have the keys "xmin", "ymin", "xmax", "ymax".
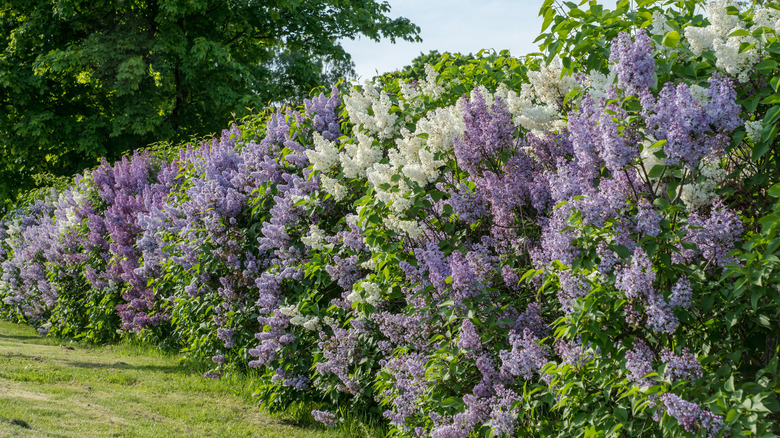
[{"xmin": 341, "ymin": 0, "xmax": 618, "ymax": 80}]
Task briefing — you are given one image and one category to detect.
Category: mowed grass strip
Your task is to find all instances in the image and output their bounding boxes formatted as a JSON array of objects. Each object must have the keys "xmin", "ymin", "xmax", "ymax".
[{"xmin": 0, "ymin": 321, "xmax": 340, "ymax": 438}]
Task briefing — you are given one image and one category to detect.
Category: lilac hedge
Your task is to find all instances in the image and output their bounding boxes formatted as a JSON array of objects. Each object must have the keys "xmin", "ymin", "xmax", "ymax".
[{"xmin": 2, "ymin": 1, "xmax": 780, "ymax": 436}]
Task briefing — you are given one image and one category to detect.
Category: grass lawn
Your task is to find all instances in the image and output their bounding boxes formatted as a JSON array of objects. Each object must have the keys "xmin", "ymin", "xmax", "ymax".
[{"xmin": 0, "ymin": 321, "xmax": 343, "ymax": 438}]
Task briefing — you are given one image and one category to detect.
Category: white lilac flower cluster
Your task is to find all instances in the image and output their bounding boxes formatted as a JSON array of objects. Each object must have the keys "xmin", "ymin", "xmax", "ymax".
[
  {"xmin": 584, "ymin": 70, "xmax": 618, "ymax": 101},
  {"xmin": 278, "ymin": 304, "xmax": 321, "ymax": 331},
  {"xmin": 745, "ymin": 119, "xmax": 763, "ymax": 142},
  {"xmin": 306, "ymin": 133, "xmax": 340, "ymax": 173},
  {"xmin": 495, "ymin": 59, "xmax": 578, "ymax": 134},
  {"xmin": 55, "ymin": 187, "xmax": 88, "ymax": 234},
  {"xmin": 340, "ymin": 131, "xmax": 384, "ymax": 179},
  {"xmin": 346, "ymin": 281, "xmax": 383, "ymax": 307},
  {"xmin": 684, "ymin": 0, "xmax": 780, "ymax": 82},
  {"xmin": 679, "ymin": 158, "xmax": 729, "ymax": 211},
  {"xmin": 301, "ymin": 224, "xmax": 333, "ymax": 251},
  {"xmin": 650, "ymin": 10, "xmax": 673, "ymax": 37},
  {"xmin": 343, "ymin": 82, "xmax": 398, "ymax": 140},
  {"xmin": 322, "ymin": 68, "xmax": 467, "ymax": 238}
]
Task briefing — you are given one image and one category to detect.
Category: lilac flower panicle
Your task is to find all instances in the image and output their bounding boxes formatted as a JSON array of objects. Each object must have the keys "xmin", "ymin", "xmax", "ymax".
[
  {"xmin": 217, "ymin": 328, "xmax": 236, "ymax": 349},
  {"xmin": 669, "ymin": 276, "xmax": 693, "ymax": 309},
  {"xmin": 557, "ymin": 271, "xmax": 589, "ymax": 314},
  {"xmin": 489, "ymin": 385, "xmax": 521, "ymax": 437},
  {"xmin": 636, "ymin": 198, "xmax": 662, "ymax": 237},
  {"xmin": 500, "ymin": 328, "xmax": 549, "ymax": 380},
  {"xmin": 615, "ymin": 247, "xmax": 655, "ymax": 301},
  {"xmin": 312, "ymin": 410, "xmax": 337, "ymax": 427},
  {"xmin": 382, "ymin": 353, "xmax": 428, "ymax": 428},
  {"xmin": 204, "ymin": 371, "xmax": 222, "ymax": 379},
  {"xmin": 304, "ymin": 87, "xmax": 342, "ymax": 141},
  {"xmin": 643, "ymin": 74, "xmax": 741, "ymax": 170},
  {"xmin": 598, "ymin": 102, "xmax": 639, "ymax": 173},
  {"xmin": 625, "ymin": 338, "xmax": 655, "ymax": 386},
  {"xmin": 609, "ymin": 29, "xmax": 656, "ymax": 95},
  {"xmin": 457, "ymin": 319, "xmax": 482, "ymax": 350},
  {"xmin": 501, "ymin": 265, "xmax": 519, "ymax": 287},
  {"xmin": 568, "ymin": 95, "xmax": 603, "ymax": 177},
  {"xmin": 555, "ymin": 338, "xmax": 593, "ymax": 367},
  {"xmin": 646, "ymin": 296, "xmax": 679, "ymax": 334},
  {"xmin": 453, "ymin": 90, "xmax": 515, "ymax": 176},
  {"xmin": 660, "ymin": 393, "xmax": 722, "ymax": 437},
  {"xmin": 514, "ymin": 302, "xmax": 548, "ymax": 339},
  {"xmin": 686, "ymin": 200, "xmax": 743, "ymax": 267},
  {"xmin": 705, "ymin": 73, "xmax": 742, "ymax": 132},
  {"xmin": 661, "ymin": 348, "xmax": 703, "ymax": 381},
  {"xmin": 596, "ymin": 241, "xmax": 619, "ymax": 273}
]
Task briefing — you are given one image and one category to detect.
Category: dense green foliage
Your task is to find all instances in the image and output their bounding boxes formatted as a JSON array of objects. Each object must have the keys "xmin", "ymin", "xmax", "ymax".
[{"xmin": 0, "ymin": 0, "xmax": 420, "ymax": 203}]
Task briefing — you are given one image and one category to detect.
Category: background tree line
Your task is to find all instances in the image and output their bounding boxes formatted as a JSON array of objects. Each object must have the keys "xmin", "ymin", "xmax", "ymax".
[{"xmin": 0, "ymin": 0, "xmax": 420, "ymax": 204}]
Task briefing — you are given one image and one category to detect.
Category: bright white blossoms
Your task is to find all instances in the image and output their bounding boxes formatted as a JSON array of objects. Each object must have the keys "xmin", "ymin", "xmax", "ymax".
[
  {"xmin": 684, "ymin": 0, "xmax": 780, "ymax": 82},
  {"xmin": 320, "ymin": 176, "xmax": 348, "ymax": 201},
  {"xmin": 679, "ymin": 158, "xmax": 728, "ymax": 211},
  {"xmin": 301, "ymin": 224, "xmax": 332, "ymax": 251},
  {"xmin": 347, "ymin": 281, "xmax": 383, "ymax": 307},
  {"xmin": 585, "ymin": 70, "xmax": 618, "ymax": 101},
  {"xmin": 307, "ymin": 133, "xmax": 341, "ymax": 173},
  {"xmin": 324, "ymin": 67, "xmax": 465, "ymax": 240},
  {"xmin": 278, "ymin": 304, "xmax": 320, "ymax": 331},
  {"xmin": 495, "ymin": 59, "xmax": 578, "ymax": 134},
  {"xmin": 340, "ymin": 130, "xmax": 384, "ymax": 179},
  {"xmin": 745, "ymin": 120, "xmax": 763, "ymax": 142},
  {"xmin": 343, "ymin": 82, "xmax": 398, "ymax": 140}
]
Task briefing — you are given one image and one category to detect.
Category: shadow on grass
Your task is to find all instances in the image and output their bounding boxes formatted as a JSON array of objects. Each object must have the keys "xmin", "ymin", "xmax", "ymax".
[
  {"xmin": 0, "ymin": 416, "xmax": 31, "ymax": 429},
  {"xmin": 61, "ymin": 360, "xmax": 192, "ymax": 375},
  {"xmin": 0, "ymin": 352, "xmax": 48, "ymax": 361},
  {"xmin": 0, "ymin": 351, "xmax": 191, "ymax": 375},
  {"xmin": 0, "ymin": 333, "xmax": 44, "ymax": 343}
]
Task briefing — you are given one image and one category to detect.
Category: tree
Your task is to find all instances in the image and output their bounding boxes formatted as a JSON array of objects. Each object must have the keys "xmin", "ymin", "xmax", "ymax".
[{"xmin": 0, "ymin": 0, "xmax": 420, "ymax": 202}]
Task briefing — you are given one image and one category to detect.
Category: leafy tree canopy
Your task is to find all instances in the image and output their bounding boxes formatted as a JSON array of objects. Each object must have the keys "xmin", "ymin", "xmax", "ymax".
[{"xmin": 0, "ymin": 0, "xmax": 420, "ymax": 202}]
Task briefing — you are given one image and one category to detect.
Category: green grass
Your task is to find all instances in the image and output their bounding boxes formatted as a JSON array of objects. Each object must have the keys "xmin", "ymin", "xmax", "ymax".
[{"xmin": 0, "ymin": 321, "xmax": 346, "ymax": 438}]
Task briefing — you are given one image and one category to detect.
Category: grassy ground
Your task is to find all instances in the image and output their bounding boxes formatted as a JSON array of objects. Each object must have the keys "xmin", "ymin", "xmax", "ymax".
[{"xmin": 0, "ymin": 321, "xmax": 344, "ymax": 438}]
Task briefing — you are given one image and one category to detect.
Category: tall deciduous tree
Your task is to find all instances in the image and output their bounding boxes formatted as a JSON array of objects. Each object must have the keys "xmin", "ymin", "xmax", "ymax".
[{"xmin": 0, "ymin": 0, "xmax": 420, "ymax": 202}]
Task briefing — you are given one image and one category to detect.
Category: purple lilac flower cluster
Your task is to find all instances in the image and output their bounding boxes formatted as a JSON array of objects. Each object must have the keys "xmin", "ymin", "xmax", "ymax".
[
  {"xmin": 661, "ymin": 348, "xmax": 703, "ymax": 381},
  {"xmin": 642, "ymin": 75, "xmax": 742, "ymax": 170},
  {"xmin": 609, "ymin": 29, "xmax": 656, "ymax": 95},
  {"xmin": 660, "ymin": 393, "xmax": 723, "ymax": 437},
  {"xmin": 311, "ymin": 409, "xmax": 337, "ymax": 427}
]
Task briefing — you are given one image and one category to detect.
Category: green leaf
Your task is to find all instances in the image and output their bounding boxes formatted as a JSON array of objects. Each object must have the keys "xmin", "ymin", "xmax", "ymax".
[
  {"xmin": 739, "ymin": 41, "xmax": 757, "ymax": 54},
  {"xmin": 768, "ymin": 184, "xmax": 780, "ymax": 198},
  {"xmin": 753, "ymin": 140, "xmax": 771, "ymax": 161},
  {"xmin": 755, "ymin": 59, "xmax": 778, "ymax": 71},
  {"xmin": 760, "ymin": 94, "xmax": 780, "ymax": 105},
  {"xmin": 728, "ymin": 28, "xmax": 751, "ymax": 37},
  {"xmin": 731, "ymin": 130, "xmax": 747, "ymax": 148},
  {"xmin": 762, "ymin": 123, "xmax": 779, "ymax": 144},
  {"xmin": 739, "ymin": 96, "xmax": 761, "ymax": 113},
  {"xmin": 541, "ymin": 7, "xmax": 556, "ymax": 32},
  {"xmin": 648, "ymin": 164, "xmax": 666, "ymax": 179},
  {"xmin": 662, "ymin": 31, "xmax": 680, "ymax": 48},
  {"xmin": 771, "ymin": 76, "xmax": 780, "ymax": 92},
  {"xmin": 667, "ymin": 180, "xmax": 680, "ymax": 202},
  {"xmin": 764, "ymin": 105, "xmax": 780, "ymax": 126},
  {"xmin": 725, "ymin": 375, "xmax": 735, "ymax": 392},
  {"xmin": 438, "ymin": 300, "xmax": 455, "ymax": 308}
]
